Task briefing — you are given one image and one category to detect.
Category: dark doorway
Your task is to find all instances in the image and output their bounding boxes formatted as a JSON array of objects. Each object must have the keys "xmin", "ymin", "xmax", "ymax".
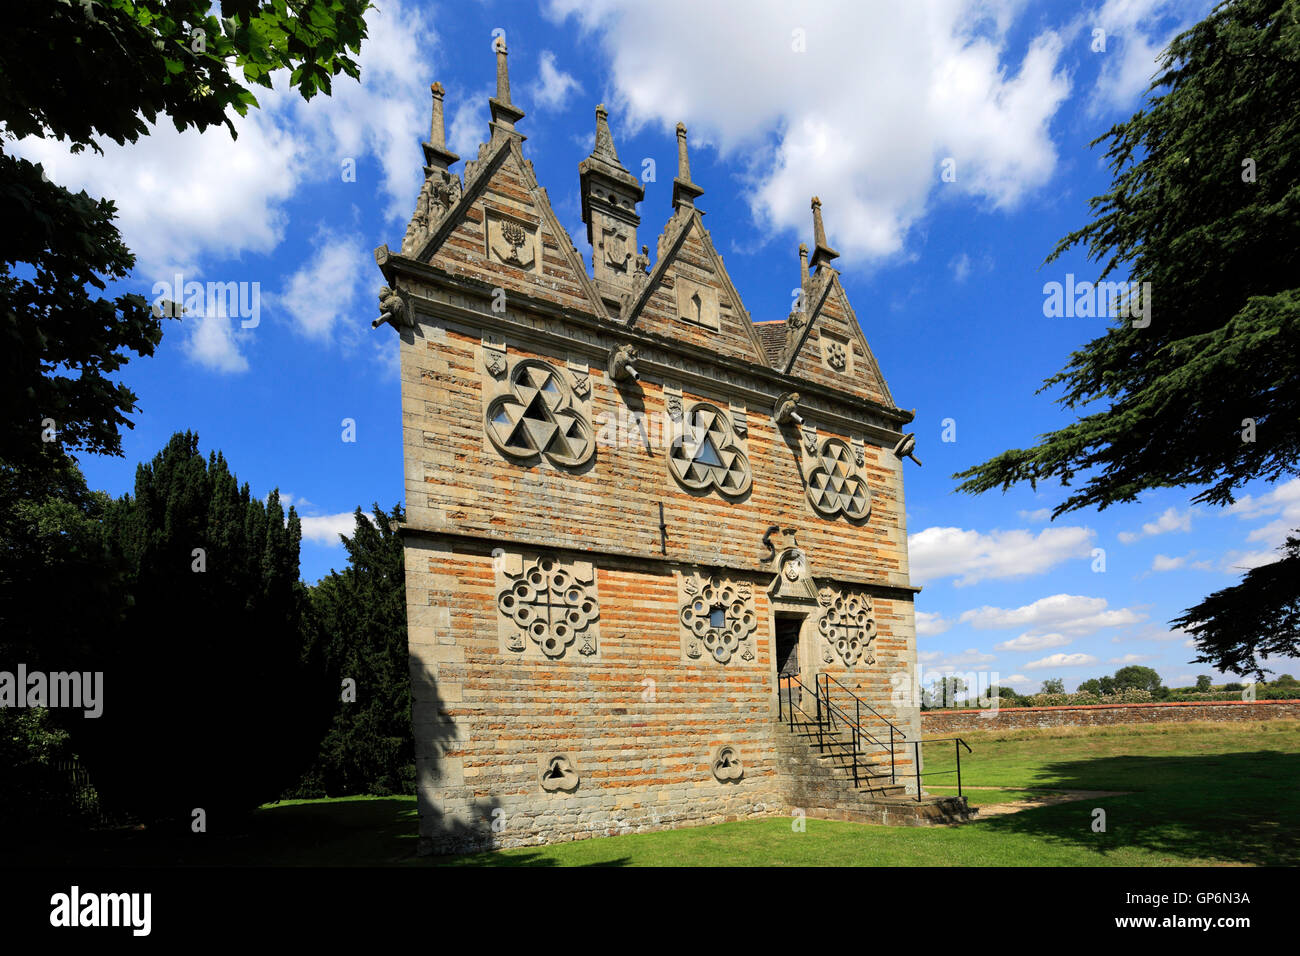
[{"xmin": 774, "ymin": 614, "xmax": 802, "ymax": 679}]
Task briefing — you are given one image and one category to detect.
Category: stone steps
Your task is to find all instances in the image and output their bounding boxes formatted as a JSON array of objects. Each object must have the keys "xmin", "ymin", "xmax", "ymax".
[{"xmin": 774, "ymin": 718, "xmax": 977, "ymax": 826}]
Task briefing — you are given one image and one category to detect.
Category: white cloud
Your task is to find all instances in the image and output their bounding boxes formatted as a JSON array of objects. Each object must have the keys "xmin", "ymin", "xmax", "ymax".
[
  {"xmin": 186, "ymin": 309, "xmax": 251, "ymax": 374},
  {"xmin": 276, "ymin": 232, "xmax": 369, "ymax": 342},
  {"xmin": 1150, "ymin": 553, "xmax": 1184, "ymax": 572},
  {"xmin": 909, "ymin": 525, "xmax": 1095, "ymax": 587},
  {"xmin": 915, "ymin": 611, "xmax": 952, "ymax": 637},
  {"xmin": 960, "ymin": 593, "xmax": 1145, "ymax": 635},
  {"xmin": 1109, "ymin": 654, "xmax": 1153, "ymax": 665},
  {"xmin": 995, "ymin": 632, "xmax": 1071, "ymax": 652},
  {"xmin": 530, "ymin": 50, "xmax": 583, "ymax": 111},
  {"xmin": 299, "ymin": 512, "xmax": 361, "ymax": 546},
  {"xmin": 918, "ymin": 648, "xmax": 996, "ymax": 671},
  {"xmin": 1220, "ymin": 549, "xmax": 1286, "ymax": 573},
  {"xmin": 1018, "ymin": 508, "xmax": 1052, "ymax": 523},
  {"xmin": 1026, "ymin": 652, "xmax": 1098, "ymax": 670},
  {"xmin": 546, "ymin": 0, "xmax": 1070, "ymax": 264},
  {"xmin": 950, "ymin": 253, "xmax": 972, "ymax": 282},
  {"xmin": 18, "ymin": 116, "xmax": 302, "ymax": 278},
  {"xmin": 1118, "ymin": 506, "xmax": 1193, "ymax": 544},
  {"xmin": 1088, "ymin": 0, "xmax": 1214, "ymax": 114},
  {"xmin": 13, "ymin": 0, "xmax": 436, "ymax": 275},
  {"xmin": 1227, "ymin": 478, "xmax": 1300, "ymax": 554}
]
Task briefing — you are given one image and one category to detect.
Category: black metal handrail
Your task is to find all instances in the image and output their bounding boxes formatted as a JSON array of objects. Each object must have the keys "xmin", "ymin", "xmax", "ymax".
[
  {"xmin": 777, "ymin": 673, "xmax": 972, "ymax": 801},
  {"xmin": 908, "ymin": 737, "xmax": 972, "ymax": 801}
]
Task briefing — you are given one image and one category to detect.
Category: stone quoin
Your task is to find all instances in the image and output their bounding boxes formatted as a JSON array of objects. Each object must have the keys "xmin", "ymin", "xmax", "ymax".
[{"xmin": 373, "ymin": 39, "xmax": 941, "ymax": 854}]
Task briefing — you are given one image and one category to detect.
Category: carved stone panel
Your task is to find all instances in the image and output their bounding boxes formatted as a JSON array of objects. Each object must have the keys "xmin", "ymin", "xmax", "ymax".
[
  {"xmin": 674, "ymin": 275, "xmax": 719, "ymax": 330},
  {"xmin": 539, "ymin": 754, "xmax": 580, "ymax": 792},
  {"xmin": 817, "ymin": 586, "xmax": 877, "ymax": 669},
  {"xmin": 484, "ymin": 357, "xmax": 595, "ymax": 468},
  {"xmin": 803, "ymin": 436, "xmax": 872, "ymax": 521},
  {"xmin": 485, "ymin": 209, "xmax": 541, "ymax": 273},
  {"xmin": 710, "ymin": 745, "xmax": 744, "ymax": 783},
  {"xmin": 668, "ymin": 402, "xmax": 752, "ymax": 497},
  {"xmin": 496, "ymin": 551, "xmax": 601, "ymax": 661},
  {"xmin": 678, "ymin": 570, "xmax": 759, "ymax": 665},
  {"xmin": 821, "ymin": 332, "xmax": 850, "ymax": 373}
]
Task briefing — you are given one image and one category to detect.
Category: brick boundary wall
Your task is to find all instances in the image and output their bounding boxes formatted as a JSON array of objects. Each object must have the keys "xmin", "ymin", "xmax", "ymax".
[{"xmin": 921, "ymin": 698, "xmax": 1300, "ymax": 733}]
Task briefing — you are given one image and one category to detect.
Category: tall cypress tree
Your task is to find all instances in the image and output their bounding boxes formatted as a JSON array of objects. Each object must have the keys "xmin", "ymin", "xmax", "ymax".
[
  {"xmin": 296, "ymin": 504, "xmax": 412, "ymax": 797},
  {"xmin": 82, "ymin": 432, "xmax": 326, "ymax": 826}
]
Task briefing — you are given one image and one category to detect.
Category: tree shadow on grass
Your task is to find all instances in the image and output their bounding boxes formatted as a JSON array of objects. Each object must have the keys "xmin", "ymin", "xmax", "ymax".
[{"xmin": 975, "ymin": 750, "xmax": 1300, "ymax": 866}]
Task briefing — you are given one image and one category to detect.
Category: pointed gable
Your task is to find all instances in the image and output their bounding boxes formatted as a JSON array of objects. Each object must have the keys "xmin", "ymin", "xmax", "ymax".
[
  {"xmin": 624, "ymin": 208, "xmax": 769, "ymax": 365},
  {"xmin": 785, "ymin": 270, "xmax": 894, "ymax": 407},
  {"xmin": 419, "ymin": 136, "xmax": 609, "ymax": 320}
]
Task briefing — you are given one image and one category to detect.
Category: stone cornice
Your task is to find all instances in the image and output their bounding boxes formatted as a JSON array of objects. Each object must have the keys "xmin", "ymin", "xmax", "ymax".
[
  {"xmin": 396, "ymin": 521, "xmax": 922, "ymax": 596},
  {"xmin": 377, "ymin": 248, "xmax": 915, "ymax": 444}
]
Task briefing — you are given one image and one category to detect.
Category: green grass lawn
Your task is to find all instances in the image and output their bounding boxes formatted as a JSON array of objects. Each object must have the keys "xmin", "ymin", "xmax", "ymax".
[{"xmin": 13, "ymin": 720, "xmax": 1299, "ymax": 867}]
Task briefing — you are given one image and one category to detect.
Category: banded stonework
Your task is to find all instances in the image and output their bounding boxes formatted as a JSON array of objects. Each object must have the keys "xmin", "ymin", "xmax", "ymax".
[{"xmin": 379, "ymin": 42, "xmax": 923, "ymax": 854}]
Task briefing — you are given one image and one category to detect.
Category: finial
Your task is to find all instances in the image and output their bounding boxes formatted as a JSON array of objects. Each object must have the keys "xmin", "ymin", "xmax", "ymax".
[
  {"xmin": 429, "ymin": 82, "xmax": 446, "ymax": 148},
  {"xmin": 809, "ymin": 196, "xmax": 840, "ymax": 269},
  {"xmin": 672, "ymin": 122, "xmax": 704, "ymax": 210},
  {"xmin": 421, "ymin": 80, "xmax": 458, "ymax": 169},
  {"xmin": 494, "ymin": 36, "xmax": 510, "ymax": 104},
  {"xmin": 592, "ymin": 103, "xmax": 619, "ymax": 164},
  {"xmin": 488, "ymin": 36, "xmax": 525, "ymax": 136},
  {"xmin": 675, "ymin": 123, "xmax": 691, "ymax": 181},
  {"xmin": 798, "ymin": 242, "xmax": 809, "ymax": 289}
]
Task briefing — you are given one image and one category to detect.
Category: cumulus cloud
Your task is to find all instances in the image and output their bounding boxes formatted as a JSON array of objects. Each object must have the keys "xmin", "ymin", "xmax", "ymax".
[
  {"xmin": 995, "ymin": 632, "xmax": 1071, "ymax": 652},
  {"xmin": 275, "ymin": 232, "xmax": 370, "ymax": 342},
  {"xmin": 530, "ymin": 50, "xmax": 583, "ymax": 111},
  {"xmin": 1109, "ymin": 654, "xmax": 1153, "ymax": 665},
  {"xmin": 1117, "ymin": 506, "xmax": 1193, "ymax": 544},
  {"xmin": 915, "ymin": 611, "xmax": 952, "ymax": 637},
  {"xmin": 909, "ymin": 525, "xmax": 1095, "ymax": 587},
  {"xmin": 186, "ymin": 309, "xmax": 251, "ymax": 374},
  {"xmin": 918, "ymin": 648, "xmax": 997, "ymax": 671},
  {"xmin": 1227, "ymin": 478, "xmax": 1300, "ymax": 555},
  {"xmin": 546, "ymin": 0, "xmax": 1070, "ymax": 263},
  {"xmin": 1087, "ymin": 0, "xmax": 1215, "ymax": 114},
  {"xmin": 960, "ymin": 593, "xmax": 1145, "ymax": 636},
  {"xmin": 299, "ymin": 513, "xmax": 362, "ymax": 546},
  {"xmin": 1025, "ymin": 652, "xmax": 1098, "ymax": 670},
  {"xmin": 1018, "ymin": 508, "xmax": 1052, "ymax": 523},
  {"xmin": 13, "ymin": 0, "xmax": 436, "ymax": 275}
]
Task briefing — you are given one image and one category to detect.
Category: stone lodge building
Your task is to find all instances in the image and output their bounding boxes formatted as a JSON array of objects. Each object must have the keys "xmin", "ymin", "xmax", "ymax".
[{"xmin": 373, "ymin": 40, "xmax": 961, "ymax": 855}]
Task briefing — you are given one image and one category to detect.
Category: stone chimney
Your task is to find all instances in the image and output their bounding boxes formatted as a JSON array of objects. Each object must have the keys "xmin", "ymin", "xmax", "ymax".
[
  {"xmin": 809, "ymin": 196, "xmax": 840, "ymax": 271},
  {"xmin": 579, "ymin": 104, "xmax": 645, "ymax": 300}
]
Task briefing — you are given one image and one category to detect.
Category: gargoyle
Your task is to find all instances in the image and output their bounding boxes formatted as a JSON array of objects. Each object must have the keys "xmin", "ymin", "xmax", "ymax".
[{"xmin": 372, "ymin": 285, "xmax": 410, "ymax": 331}]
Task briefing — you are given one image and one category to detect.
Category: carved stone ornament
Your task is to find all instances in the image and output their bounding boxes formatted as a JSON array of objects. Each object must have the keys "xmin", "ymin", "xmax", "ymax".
[
  {"xmin": 710, "ymin": 745, "xmax": 744, "ymax": 783},
  {"xmin": 483, "ymin": 339, "xmax": 507, "ymax": 378},
  {"xmin": 497, "ymin": 553, "xmax": 600, "ymax": 660},
  {"xmin": 485, "ymin": 359, "xmax": 594, "ymax": 467},
  {"xmin": 668, "ymin": 402, "xmax": 752, "ymax": 497},
  {"xmin": 540, "ymin": 754, "xmax": 580, "ymax": 792},
  {"xmin": 372, "ymin": 285, "xmax": 410, "ymax": 331},
  {"xmin": 817, "ymin": 587, "xmax": 877, "ymax": 668},
  {"xmin": 801, "ymin": 423, "xmax": 818, "ymax": 455},
  {"xmin": 680, "ymin": 571, "xmax": 758, "ymax": 664},
  {"xmin": 805, "ymin": 436, "xmax": 872, "ymax": 521},
  {"xmin": 567, "ymin": 357, "xmax": 591, "ymax": 398},
  {"xmin": 768, "ymin": 546, "xmax": 819, "ymax": 603},
  {"xmin": 485, "ymin": 211, "xmax": 540, "ymax": 272},
  {"xmin": 825, "ymin": 340, "xmax": 846, "ymax": 371}
]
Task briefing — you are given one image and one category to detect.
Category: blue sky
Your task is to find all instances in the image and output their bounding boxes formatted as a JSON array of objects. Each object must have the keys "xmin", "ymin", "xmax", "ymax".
[{"xmin": 21, "ymin": 0, "xmax": 1299, "ymax": 692}]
